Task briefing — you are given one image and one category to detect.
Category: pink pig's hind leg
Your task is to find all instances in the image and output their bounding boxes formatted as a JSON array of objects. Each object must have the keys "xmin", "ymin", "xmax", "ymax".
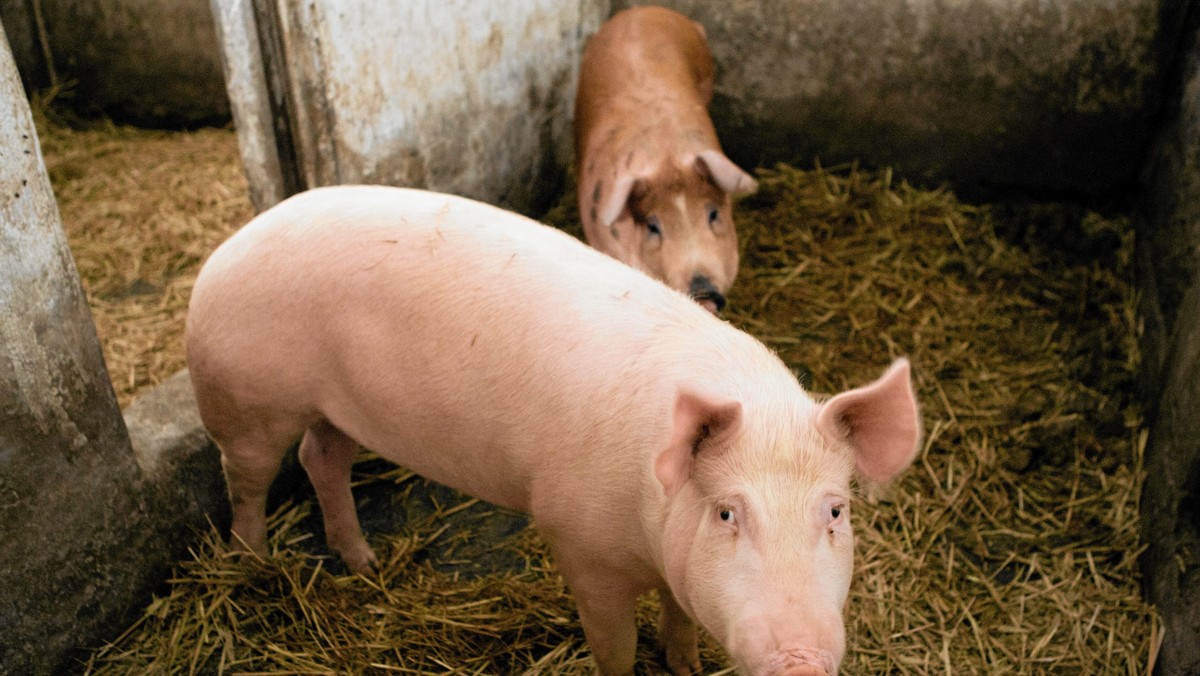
[
  {"xmin": 298, "ymin": 420, "xmax": 378, "ymax": 573},
  {"xmin": 658, "ymin": 587, "xmax": 702, "ymax": 675},
  {"xmin": 218, "ymin": 428, "xmax": 293, "ymax": 558}
]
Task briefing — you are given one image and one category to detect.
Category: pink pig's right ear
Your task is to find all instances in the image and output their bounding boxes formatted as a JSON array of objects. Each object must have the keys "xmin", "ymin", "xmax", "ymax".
[
  {"xmin": 816, "ymin": 359, "xmax": 922, "ymax": 484},
  {"xmin": 656, "ymin": 390, "xmax": 743, "ymax": 497}
]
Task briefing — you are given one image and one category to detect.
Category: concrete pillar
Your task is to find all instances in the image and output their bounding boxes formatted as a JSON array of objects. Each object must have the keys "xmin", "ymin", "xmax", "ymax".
[
  {"xmin": 1137, "ymin": 3, "xmax": 1200, "ymax": 673},
  {"xmin": 211, "ymin": 0, "xmax": 608, "ymax": 213},
  {"xmin": 0, "ymin": 24, "xmax": 150, "ymax": 673}
]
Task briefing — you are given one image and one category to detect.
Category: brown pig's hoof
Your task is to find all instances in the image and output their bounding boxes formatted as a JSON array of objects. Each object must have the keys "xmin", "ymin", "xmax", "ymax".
[{"xmin": 341, "ymin": 543, "xmax": 379, "ymax": 574}]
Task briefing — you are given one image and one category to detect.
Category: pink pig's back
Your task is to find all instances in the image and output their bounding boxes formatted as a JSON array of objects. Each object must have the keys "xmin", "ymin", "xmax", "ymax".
[{"xmin": 186, "ymin": 186, "xmax": 770, "ymax": 513}]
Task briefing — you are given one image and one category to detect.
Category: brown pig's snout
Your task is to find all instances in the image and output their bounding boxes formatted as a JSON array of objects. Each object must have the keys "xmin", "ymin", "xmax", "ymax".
[{"xmin": 688, "ymin": 274, "xmax": 726, "ymax": 314}]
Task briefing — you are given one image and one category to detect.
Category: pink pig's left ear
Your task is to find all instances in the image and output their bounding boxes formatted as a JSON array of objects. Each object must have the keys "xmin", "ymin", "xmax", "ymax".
[
  {"xmin": 816, "ymin": 358, "xmax": 922, "ymax": 484},
  {"xmin": 656, "ymin": 389, "xmax": 743, "ymax": 497}
]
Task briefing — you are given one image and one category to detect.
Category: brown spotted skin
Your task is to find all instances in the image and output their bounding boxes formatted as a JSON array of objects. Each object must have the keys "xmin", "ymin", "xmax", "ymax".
[{"xmin": 574, "ymin": 6, "xmax": 757, "ymax": 314}]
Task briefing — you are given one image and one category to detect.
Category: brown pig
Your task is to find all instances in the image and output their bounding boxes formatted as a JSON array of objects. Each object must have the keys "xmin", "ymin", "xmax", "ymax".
[
  {"xmin": 186, "ymin": 186, "xmax": 921, "ymax": 675},
  {"xmin": 574, "ymin": 6, "xmax": 758, "ymax": 314}
]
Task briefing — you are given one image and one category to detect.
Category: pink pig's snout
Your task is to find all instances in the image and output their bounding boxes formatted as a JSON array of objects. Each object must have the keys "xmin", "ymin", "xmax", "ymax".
[
  {"xmin": 764, "ymin": 649, "xmax": 837, "ymax": 676},
  {"xmin": 729, "ymin": 614, "xmax": 844, "ymax": 676}
]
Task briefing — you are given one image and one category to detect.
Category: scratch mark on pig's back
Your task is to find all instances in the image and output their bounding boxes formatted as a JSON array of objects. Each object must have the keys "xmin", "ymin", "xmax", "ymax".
[
  {"xmin": 424, "ymin": 227, "xmax": 444, "ymax": 257},
  {"xmin": 362, "ymin": 248, "xmax": 394, "ymax": 272}
]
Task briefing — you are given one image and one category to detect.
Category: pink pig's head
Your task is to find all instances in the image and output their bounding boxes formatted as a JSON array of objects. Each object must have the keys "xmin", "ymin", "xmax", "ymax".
[
  {"xmin": 655, "ymin": 359, "xmax": 921, "ymax": 675},
  {"xmin": 590, "ymin": 149, "xmax": 757, "ymax": 314}
]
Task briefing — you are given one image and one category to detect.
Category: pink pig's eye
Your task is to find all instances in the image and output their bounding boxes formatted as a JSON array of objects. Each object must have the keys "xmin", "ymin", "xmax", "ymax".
[
  {"xmin": 719, "ymin": 508, "xmax": 732, "ymax": 521},
  {"xmin": 830, "ymin": 504, "xmax": 844, "ymax": 520}
]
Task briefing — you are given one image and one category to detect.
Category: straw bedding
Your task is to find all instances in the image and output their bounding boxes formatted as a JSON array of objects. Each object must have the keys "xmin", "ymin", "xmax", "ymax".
[
  {"xmin": 40, "ymin": 115, "xmax": 1158, "ymax": 674},
  {"xmin": 37, "ymin": 112, "xmax": 254, "ymax": 408}
]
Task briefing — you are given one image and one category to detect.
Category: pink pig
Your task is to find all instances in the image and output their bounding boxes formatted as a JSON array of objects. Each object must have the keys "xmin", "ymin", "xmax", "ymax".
[
  {"xmin": 186, "ymin": 186, "xmax": 921, "ymax": 675},
  {"xmin": 574, "ymin": 6, "xmax": 758, "ymax": 314}
]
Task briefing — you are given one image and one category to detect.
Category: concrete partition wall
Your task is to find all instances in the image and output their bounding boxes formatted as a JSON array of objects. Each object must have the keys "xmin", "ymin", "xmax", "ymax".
[
  {"xmin": 616, "ymin": 0, "xmax": 1163, "ymax": 200},
  {"xmin": 212, "ymin": 0, "xmax": 609, "ymax": 213},
  {"xmin": 1138, "ymin": 2, "xmax": 1200, "ymax": 673},
  {"xmin": 0, "ymin": 0, "xmax": 229, "ymax": 127},
  {"xmin": 8, "ymin": 0, "xmax": 1161, "ymax": 204}
]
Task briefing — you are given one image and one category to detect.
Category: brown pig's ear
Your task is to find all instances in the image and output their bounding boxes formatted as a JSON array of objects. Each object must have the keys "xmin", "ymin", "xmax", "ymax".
[
  {"xmin": 655, "ymin": 390, "xmax": 743, "ymax": 497},
  {"xmin": 598, "ymin": 173, "xmax": 640, "ymax": 227},
  {"xmin": 816, "ymin": 359, "xmax": 922, "ymax": 484},
  {"xmin": 696, "ymin": 149, "xmax": 758, "ymax": 196}
]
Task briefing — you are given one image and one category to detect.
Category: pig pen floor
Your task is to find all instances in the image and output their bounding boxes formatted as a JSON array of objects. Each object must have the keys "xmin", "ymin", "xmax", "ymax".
[{"xmin": 40, "ymin": 113, "xmax": 1159, "ymax": 674}]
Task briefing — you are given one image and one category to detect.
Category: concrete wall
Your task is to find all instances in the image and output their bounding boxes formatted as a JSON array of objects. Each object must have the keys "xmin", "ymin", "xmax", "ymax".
[
  {"xmin": 1138, "ymin": 2, "xmax": 1200, "ymax": 673},
  {"xmin": 0, "ymin": 0, "xmax": 1166, "ymax": 201},
  {"xmin": 214, "ymin": 0, "xmax": 607, "ymax": 213},
  {"xmin": 616, "ymin": 0, "xmax": 1165, "ymax": 201},
  {"xmin": 0, "ymin": 0, "xmax": 229, "ymax": 127}
]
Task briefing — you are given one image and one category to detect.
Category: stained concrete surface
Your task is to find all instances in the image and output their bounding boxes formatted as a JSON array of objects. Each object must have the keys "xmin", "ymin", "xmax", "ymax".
[
  {"xmin": 0, "ymin": 0, "xmax": 229, "ymax": 127},
  {"xmin": 0, "ymin": 24, "xmax": 158, "ymax": 673},
  {"xmin": 619, "ymin": 0, "xmax": 1166, "ymax": 201},
  {"xmin": 1137, "ymin": 2, "xmax": 1200, "ymax": 673}
]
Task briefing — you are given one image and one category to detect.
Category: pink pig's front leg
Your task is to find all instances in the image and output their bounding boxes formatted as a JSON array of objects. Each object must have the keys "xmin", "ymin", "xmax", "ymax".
[
  {"xmin": 658, "ymin": 588, "xmax": 702, "ymax": 675},
  {"xmin": 553, "ymin": 543, "xmax": 642, "ymax": 675}
]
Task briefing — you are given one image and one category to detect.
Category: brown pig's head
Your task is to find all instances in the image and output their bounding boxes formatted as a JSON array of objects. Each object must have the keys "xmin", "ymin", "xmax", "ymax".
[{"xmin": 592, "ymin": 149, "xmax": 757, "ymax": 313}]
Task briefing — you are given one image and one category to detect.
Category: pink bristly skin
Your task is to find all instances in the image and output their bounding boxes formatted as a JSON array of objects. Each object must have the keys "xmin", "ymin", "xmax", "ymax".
[
  {"xmin": 186, "ymin": 185, "xmax": 922, "ymax": 676},
  {"xmin": 574, "ymin": 6, "xmax": 758, "ymax": 315}
]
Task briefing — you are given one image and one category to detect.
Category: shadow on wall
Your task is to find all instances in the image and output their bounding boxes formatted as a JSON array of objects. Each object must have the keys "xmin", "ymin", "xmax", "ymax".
[
  {"xmin": 659, "ymin": 0, "xmax": 1168, "ymax": 203},
  {"xmin": 0, "ymin": 0, "xmax": 230, "ymax": 128}
]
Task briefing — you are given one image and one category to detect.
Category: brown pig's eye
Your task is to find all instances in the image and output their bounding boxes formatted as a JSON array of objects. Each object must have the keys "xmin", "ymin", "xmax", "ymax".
[
  {"xmin": 645, "ymin": 216, "xmax": 662, "ymax": 238},
  {"xmin": 707, "ymin": 206, "xmax": 719, "ymax": 225}
]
